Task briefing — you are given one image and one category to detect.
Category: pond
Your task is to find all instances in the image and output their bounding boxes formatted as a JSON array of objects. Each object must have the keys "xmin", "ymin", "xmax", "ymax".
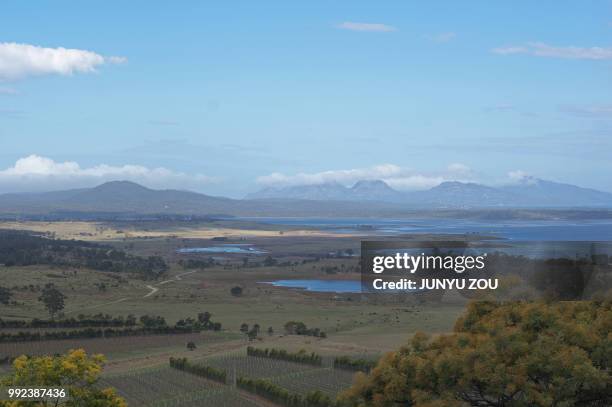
[
  {"xmin": 262, "ymin": 279, "xmax": 361, "ymax": 293},
  {"xmin": 177, "ymin": 244, "xmax": 267, "ymax": 254}
]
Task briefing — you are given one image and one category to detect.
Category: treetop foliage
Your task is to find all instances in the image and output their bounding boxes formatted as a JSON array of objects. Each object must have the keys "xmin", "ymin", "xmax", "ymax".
[
  {"xmin": 339, "ymin": 301, "xmax": 612, "ymax": 407},
  {"xmin": 0, "ymin": 349, "xmax": 126, "ymax": 407}
]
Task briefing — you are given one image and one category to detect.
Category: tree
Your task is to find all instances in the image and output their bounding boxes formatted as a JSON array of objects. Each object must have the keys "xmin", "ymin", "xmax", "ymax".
[
  {"xmin": 339, "ymin": 301, "xmax": 612, "ymax": 407},
  {"xmin": 186, "ymin": 341, "xmax": 196, "ymax": 351},
  {"xmin": 263, "ymin": 256, "xmax": 277, "ymax": 267},
  {"xmin": 240, "ymin": 323, "xmax": 249, "ymax": 334},
  {"xmin": 38, "ymin": 284, "xmax": 66, "ymax": 319},
  {"xmin": 284, "ymin": 320, "xmax": 307, "ymax": 335},
  {"xmin": 248, "ymin": 324, "xmax": 260, "ymax": 341},
  {"xmin": 0, "ymin": 349, "xmax": 126, "ymax": 406},
  {"xmin": 198, "ymin": 311, "xmax": 212, "ymax": 327},
  {"xmin": 230, "ymin": 286, "xmax": 243, "ymax": 297},
  {"xmin": 267, "ymin": 326, "xmax": 274, "ymax": 336},
  {"xmin": 0, "ymin": 286, "xmax": 12, "ymax": 305},
  {"xmin": 247, "ymin": 328, "xmax": 258, "ymax": 341}
]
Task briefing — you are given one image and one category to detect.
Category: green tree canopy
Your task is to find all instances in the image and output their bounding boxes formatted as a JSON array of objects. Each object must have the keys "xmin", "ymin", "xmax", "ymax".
[{"xmin": 38, "ymin": 284, "xmax": 66, "ymax": 319}]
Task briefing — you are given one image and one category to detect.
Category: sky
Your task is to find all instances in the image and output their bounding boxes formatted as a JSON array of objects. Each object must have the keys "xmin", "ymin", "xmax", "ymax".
[{"xmin": 1, "ymin": 0, "xmax": 612, "ymax": 197}]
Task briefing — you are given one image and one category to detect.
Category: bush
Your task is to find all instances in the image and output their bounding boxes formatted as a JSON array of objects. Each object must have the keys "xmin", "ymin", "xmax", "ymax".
[
  {"xmin": 247, "ymin": 346, "xmax": 322, "ymax": 366},
  {"xmin": 333, "ymin": 356, "xmax": 376, "ymax": 373},
  {"xmin": 237, "ymin": 377, "xmax": 337, "ymax": 407},
  {"xmin": 169, "ymin": 357, "xmax": 226, "ymax": 384}
]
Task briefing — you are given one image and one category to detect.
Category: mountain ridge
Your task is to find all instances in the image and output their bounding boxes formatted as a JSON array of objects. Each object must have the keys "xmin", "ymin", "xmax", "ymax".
[
  {"xmin": 247, "ymin": 178, "xmax": 612, "ymax": 208},
  {"xmin": 0, "ymin": 178, "xmax": 611, "ymax": 218}
]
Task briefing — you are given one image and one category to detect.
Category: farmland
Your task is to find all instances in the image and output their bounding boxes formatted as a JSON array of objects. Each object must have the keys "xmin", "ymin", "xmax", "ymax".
[
  {"xmin": 98, "ymin": 351, "xmax": 358, "ymax": 406},
  {"xmin": 100, "ymin": 366, "xmax": 267, "ymax": 407},
  {"xmin": 269, "ymin": 368, "xmax": 355, "ymax": 397},
  {"xmin": 0, "ymin": 221, "xmax": 467, "ymax": 406},
  {"xmin": 203, "ymin": 353, "xmax": 323, "ymax": 379}
]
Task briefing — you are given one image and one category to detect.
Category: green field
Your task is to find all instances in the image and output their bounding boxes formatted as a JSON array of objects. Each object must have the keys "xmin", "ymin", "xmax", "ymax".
[{"xmin": 0, "ymin": 221, "xmax": 467, "ymax": 406}]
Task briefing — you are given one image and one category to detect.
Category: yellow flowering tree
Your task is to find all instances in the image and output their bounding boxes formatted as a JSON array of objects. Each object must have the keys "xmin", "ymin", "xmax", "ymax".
[
  {"xmin": 0, "ymin": 349, "xmax": 126, "ymax": 407},
  {"xmin": 339, "ymin": 301, "xmax": 612, "ymax": 406}
]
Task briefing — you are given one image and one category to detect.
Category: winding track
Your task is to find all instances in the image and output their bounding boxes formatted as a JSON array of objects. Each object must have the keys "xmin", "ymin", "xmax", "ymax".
[{"xmin": 65, "ymin": 270, "xmax": 199, "ymax": 314}]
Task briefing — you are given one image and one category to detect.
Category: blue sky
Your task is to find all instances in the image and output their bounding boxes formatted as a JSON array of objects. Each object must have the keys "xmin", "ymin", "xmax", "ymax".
[{"xmin": 1, "ymin": 0, "xmax": 611, "ymax": 197}]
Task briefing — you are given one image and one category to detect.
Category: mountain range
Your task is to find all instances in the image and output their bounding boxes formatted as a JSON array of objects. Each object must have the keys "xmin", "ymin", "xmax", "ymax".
[
  {"xmin": 247, "ymin": 177, "xmax": 612, "ymax": 208},
  {"xmin": 0, "ymin": 178, "xmax": 611, "ymax": 219}
]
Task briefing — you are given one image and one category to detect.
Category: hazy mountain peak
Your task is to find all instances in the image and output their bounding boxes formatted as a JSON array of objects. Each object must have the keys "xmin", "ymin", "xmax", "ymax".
[
  {"xmin": 91, "ymin": 180, "xmax": 153, "ymax": 193},
  {"xmin": 432, "ymin": 181, "xmax": 495, "ymax": 190},
  {"xmin": 245, "ymin": 177, "xmax": 612, "ymax": 207},
  {"xmin": 351, "ymin": 179, "xmax": 392, "ymax": 189}
]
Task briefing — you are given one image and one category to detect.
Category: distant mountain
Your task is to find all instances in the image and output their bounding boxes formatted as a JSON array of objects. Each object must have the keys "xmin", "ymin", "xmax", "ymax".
[
  {"xmin": 247, "ymin": 179, "xmax": 612, "ymax": 208},
  {"xmin": 0, "ymin": 178, "xmax": 611, "ymax": 219},
  {"xmin": 350, "ymin": 180, "xmax": 403, "ymax": 202},
  {"xmin": 0, "ymin": 181, "xmax": 233, "ymax": 215},
  {"xmin": 501, "ymin": 177, "xmax": 612, "ymax": 207},
  {"xmin": 0, "ymin": 181, "xmax": 404, "ymax": 218},
  {"xmin": 247, "ymin": 179, "xmax": 403, "ymax": 202},
  {"xmin": 410, "ymin": 181, "xmax": 516, "ymax": 208},
  {"xmin": 246, "ymin": 182, "xmax": 350, "ymax": 201}
]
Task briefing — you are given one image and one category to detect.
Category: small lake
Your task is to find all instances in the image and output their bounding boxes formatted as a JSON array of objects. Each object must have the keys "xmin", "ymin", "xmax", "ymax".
[
  {"xmin": 177, "ymin": 244, "xmax": 267, "ymax": 255},
  {"xmin": 262, "ymin": 279, "xmax": 361, "ymax": 293}
]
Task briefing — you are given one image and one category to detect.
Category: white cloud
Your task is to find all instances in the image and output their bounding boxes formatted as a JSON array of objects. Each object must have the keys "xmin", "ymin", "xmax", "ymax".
[
  {"xmin": 426, "ymin": 32, "xmax": 456, "ymax": 43},
  {"xmin": 492, "ymin": 42, "xmax": 612, "ymax": 60},
  {"xmin": 0, "ymin": 155, "xmax": 214, "ymax": 193},
  {"xmin": 256, "ymin": 163, "xmax": 473, "ymax": 191},
  {"xmin": 336, "ymin": 22, "xmax": 397, "ymax": 32},
  {"xmin": 0, "ymin": 42, "xmax": 126, "ymax": 80},
  {"xmin": 507, "ymin": 170, "xmax": 537, "ymax": 185}
]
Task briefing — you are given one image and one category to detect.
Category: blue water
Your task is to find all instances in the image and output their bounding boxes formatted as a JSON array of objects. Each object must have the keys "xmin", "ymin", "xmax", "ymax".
[
  {"xmin": 263, "ymin": 279, "xmax": 361, "ymax": 293},
  {"xmin": 177, "ymin": 244, "xmax": 267, "ymax": 254},
  {"xmin": 237, "ymin": 217, "xmax": 612, "ymax": 241}
]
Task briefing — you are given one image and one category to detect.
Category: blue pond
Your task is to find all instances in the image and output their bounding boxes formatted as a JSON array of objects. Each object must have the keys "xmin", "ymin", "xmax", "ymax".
[
  {"xmin": 177, "ymin": 244, "xmax": 267, "ymax": 254},
  {"xmin": 263, "ymin": 279, "xmax": 361, "ymax": 293}
]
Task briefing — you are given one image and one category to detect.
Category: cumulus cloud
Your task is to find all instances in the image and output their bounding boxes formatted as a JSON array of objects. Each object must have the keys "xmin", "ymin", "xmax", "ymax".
[
  {"xmin": 336, "ymin": 22, "xmax": 397, "ymax": 32},
  {"xmin": 0, "ymin": 155, "xmax": 214, "ymax": 193},
  {"xmin": 256, "ymin": 163, "xmax": 473, "ymax": 191},
  {"xmin": 492, "ymin": 42, "xmax": 612, "ymax": 60},
  {"xmin": 0, "ymin": 42, "xmax": 126, "ymax": 80}
]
